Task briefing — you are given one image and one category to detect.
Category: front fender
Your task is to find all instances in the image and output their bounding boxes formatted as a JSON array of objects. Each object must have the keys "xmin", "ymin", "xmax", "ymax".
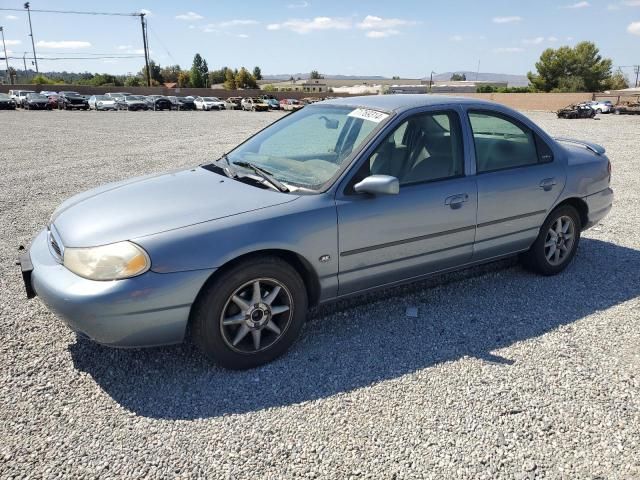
[{"xmin": 134, "ymin": 193, "xmax": 339, "ymax": 293}]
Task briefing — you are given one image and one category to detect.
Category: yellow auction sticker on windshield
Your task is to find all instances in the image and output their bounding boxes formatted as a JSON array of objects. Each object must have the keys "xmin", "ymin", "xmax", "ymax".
[{"xmin": 348, "ymin": 108, "xmax": 389, "ymax": 123}]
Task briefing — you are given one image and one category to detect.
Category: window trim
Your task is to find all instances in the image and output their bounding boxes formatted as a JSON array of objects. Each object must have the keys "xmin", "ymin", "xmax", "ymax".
[
  {"xmin": 344, "ymin": 108, "xmax": 466, "ymax": 194},
  {"xmin": 467, "ymin": 109, "xmax": 553, "ymax": 175}
]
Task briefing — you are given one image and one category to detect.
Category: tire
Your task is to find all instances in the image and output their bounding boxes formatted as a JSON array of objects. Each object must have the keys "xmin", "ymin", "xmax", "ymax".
[
  {"xmin": 596, "ymin": 109, "xmax": 602, "ymax": 114},
  {"xmin": 191, "ymin": 256, "xmax": 308, "ymax": 370},
  {"xmin": 520, "ymin": 205, "xmax": 581, "ymax": 276}
]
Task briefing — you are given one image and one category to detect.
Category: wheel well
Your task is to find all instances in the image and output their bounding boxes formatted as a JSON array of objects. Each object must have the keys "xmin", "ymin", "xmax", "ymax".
[
  {"xmin": 555, "ymin": 197, "xmax": 588, "ymax": 229},
  {"xmin": 192, "ymin": 249, "xmax": 321, "ymax": 311}
]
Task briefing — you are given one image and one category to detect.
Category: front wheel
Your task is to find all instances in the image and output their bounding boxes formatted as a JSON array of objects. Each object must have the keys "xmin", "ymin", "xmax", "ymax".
[
  {"xmin": 191, "ymin": 257, "xmax": 308, "ymax": 369},
  {"xmin": 521, "ymin": 205, "xmax": 581, "ymax": 275}
]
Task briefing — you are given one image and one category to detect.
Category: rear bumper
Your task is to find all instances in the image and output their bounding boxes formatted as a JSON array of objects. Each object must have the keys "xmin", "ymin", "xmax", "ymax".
[
  {"xmin": 25, "ymin": 229, "xmax": 215, "ymax": 347},
  {"xmin": 583, "ymin": 187, "xmax": 613, "ymax": 230}
]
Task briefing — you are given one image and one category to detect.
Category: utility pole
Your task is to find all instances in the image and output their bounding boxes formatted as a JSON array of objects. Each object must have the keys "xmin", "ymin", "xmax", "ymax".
[
  {"xmin": 22, "ymin": 51, "xmax": 27, "ymax": 73},
  {"xmin": 0, "ymin": 26, "xmax": 11, "ymax": 85},
  {"xmin": 24, "ymin": 2, "xmax": 38, "ymax": 73},
  {"xmin": 635, "ymin": 65, "xmax": 640, "ymax": 88},
  {"xmin": 429, "ymin": 71, "xmax": 435, "ymax": 93},
  {"xmin": 140, "ymin": 13, "xmax": 151, "ymax": 86}
]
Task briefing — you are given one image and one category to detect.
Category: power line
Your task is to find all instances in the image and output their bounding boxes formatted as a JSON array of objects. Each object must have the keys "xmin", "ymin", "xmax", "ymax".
[{"xmin": 0, "ymin": 7, "xmax": 138, "ymax": 16}]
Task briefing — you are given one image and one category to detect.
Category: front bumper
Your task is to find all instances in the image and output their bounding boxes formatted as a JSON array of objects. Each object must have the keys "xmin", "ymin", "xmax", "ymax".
[{"xmin": 22, "ymin": 229, "xmax": 215, "ymax": 347}]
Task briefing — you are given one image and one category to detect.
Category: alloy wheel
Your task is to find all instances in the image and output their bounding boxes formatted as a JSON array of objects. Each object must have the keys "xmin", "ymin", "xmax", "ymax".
[
  {"xmin": 544, "ymin": 215, "xmax": 576, "ymax": 266},
  {"xmin": 219, "ymin": 278, "xmax": 293, "ymax": 354}
]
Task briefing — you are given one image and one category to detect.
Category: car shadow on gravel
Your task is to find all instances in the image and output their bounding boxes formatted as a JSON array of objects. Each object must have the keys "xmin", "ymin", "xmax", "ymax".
[{"xmin": 68, "ymin": 238, "xmax": 640, "ymax": 419}]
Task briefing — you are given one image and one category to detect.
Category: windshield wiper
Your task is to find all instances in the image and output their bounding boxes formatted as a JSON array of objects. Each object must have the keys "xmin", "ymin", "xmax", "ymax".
[
  {"xmin": 216, "ymin": 153, "xmax": 238, "ymax": 179},
  {"xmin": 233, "ymin": 161, "xmax": 290, "ymax": 193}
]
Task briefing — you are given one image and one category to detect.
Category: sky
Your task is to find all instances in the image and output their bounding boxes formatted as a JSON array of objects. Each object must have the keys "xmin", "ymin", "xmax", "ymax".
[{"xmin": 0, "ymin": 0, "xmax": 638, "ymax": 78}]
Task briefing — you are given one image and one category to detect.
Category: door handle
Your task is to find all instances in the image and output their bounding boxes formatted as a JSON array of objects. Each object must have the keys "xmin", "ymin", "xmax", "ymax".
[
  {"xmin": 445, "ymin": 193, "xmax": 469, "ymax": 209},
  {"xmin": 539, "ymin": 178, "xmax": 557, "ymax": 191}
]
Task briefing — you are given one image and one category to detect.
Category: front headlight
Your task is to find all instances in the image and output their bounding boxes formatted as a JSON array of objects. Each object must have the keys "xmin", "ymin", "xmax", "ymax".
[{"xmin": 63, "ymin": 241, "xmax": 150, "ymax": 281}]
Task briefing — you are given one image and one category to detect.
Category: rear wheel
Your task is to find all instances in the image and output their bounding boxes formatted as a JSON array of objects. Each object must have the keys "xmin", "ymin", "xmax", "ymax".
[
  {"xmin": 192, "ymin": 257, "xmax": 307, "ymax": 369},
  {"xmin": 521, "ymin": 205, "xmax": 581, "ymax": 275}
]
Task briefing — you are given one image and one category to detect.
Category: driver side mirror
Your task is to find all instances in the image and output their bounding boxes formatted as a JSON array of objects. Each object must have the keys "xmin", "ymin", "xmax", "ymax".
[{"xmin": 354, "ymin": 175, "xmax": 399, "ymax": 196}]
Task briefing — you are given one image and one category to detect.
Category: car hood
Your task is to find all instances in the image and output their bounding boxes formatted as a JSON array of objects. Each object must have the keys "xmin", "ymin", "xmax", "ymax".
[{"xmin": 51, "ymin": 167, "xmax": 299, "ymax": 247}]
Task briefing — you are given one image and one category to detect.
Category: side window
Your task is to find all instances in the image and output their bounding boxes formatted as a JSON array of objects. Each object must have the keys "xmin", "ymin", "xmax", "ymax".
[
  {"xmin": 469, "ymin": 111, "xmax": 541, "ymax": 173},
  {"xmin": 366, "ymin": 111, "xmax": 464, "ymax": 186}
]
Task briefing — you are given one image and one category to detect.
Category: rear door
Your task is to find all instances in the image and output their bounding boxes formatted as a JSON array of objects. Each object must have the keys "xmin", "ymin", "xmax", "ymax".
[
  {"xmin": 336, "ymin": 108, "xmax": 477, "ymax": 295},
  {"xmin": 466, "ymin": 109, "xmax": 566, "ymax": 261}
]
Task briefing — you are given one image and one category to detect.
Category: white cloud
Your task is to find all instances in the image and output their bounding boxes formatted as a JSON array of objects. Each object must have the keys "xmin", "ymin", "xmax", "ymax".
[
  {"xmin": 5, "ymin": 15, "xmax": 19, "ymax": 20},
  {"xmin": 548, "ymin": 36, "xmax": 559, "ymax": 42},
  {"xmin": 36, "ymin": 40, "xmax": 91, "ymax": 49},
  {"xmin": 493, "ymin": 16, "xmax": 522, "ymax": 23},
  {"xmin": 188, "ymin": 25, "xmax": 196, "ymax": 29},
  {"xmin": 266, "ymin": 17, "xmax": 351, "ymax": 34},
  {"xmin": 176, "ymin": 12, "xmax": 203, "ymax": 21},
  {"xmin": 356, "ymin": 15, "xmax": 416, "ymax": 38},
  {"xmin": 493, "ymin": 47, "xmax": 524, "ymax": 53},
  {"xmin": 356, "ymin": 15, "xmax": 416, "ymax": 30},
  {"xmin": 450, "ymin": 34, "xmax": 464, "ymax": 42},
  {"xmin": 561, "ymin": 1, "xmax": 590, "ymax": 8},
  {"xmin": 116, "ymin": 45, "xmax": 132, "ymax": 50},
  {"xmin": 628, "ymin": 21, "xmax": 640, "ymax": 34},
  {"xmin": 366, "ymin": 30, "xmax": 400, "ymax": 38},
  {"xmin": 4, "ymin": 39, "xmax": 21, "ymax": 46},
  {"xmin": 236, "ymin": 33, "xmax": 250, "ymax": 38},
  {"xmin": 217, "ymin": 19, "xmax": 259, "ymax": 28},
  {"xmin": 287, "ymin": 1, "xmax": 309, "ymax": 8}
]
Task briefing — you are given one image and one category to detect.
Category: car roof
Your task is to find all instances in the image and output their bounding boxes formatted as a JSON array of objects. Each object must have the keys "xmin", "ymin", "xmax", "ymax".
[{"xmin": 321, "ymin": 94, "xmax": 500, "ymax": 113}]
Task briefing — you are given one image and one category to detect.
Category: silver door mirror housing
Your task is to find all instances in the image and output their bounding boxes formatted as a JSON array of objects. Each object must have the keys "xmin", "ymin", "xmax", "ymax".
[{"xmin": 354, "ymin": 175, "xmax": 400, "ymax": 196}]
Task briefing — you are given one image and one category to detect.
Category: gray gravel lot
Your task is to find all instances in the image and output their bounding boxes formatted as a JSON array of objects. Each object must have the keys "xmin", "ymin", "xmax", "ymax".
[{"xmin": 1, "ymin": 109, "xmax": 639, "ymax": 479}]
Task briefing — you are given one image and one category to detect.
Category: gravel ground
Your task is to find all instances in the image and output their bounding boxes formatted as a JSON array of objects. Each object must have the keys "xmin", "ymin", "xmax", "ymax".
[{"xmin": 1, "ymin": 109, "xmax": 639, "ymax": 479}]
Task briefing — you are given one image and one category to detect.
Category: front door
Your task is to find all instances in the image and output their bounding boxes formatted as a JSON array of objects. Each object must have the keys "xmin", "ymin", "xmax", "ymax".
[{"xmin": 336, "ymin": 109, "xmax": 478, "ymax": 295}]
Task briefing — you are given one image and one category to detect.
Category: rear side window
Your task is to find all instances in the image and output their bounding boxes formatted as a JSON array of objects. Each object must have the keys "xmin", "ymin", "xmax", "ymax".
[{"xmin": 469, "ymin": 111, "xmax": 546, "ymax": 173}]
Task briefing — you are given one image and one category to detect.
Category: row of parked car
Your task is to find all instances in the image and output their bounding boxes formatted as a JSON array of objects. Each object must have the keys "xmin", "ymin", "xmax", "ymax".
[
  {"xmin": 1, "ymin": 89, "xmax": 310, "ymax": 112},
  {"xmin": 556, "ymin": 99, "xmax": 640, "ymax": 118}
]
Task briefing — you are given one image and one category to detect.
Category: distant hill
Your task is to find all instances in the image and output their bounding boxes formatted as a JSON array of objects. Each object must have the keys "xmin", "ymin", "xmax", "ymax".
[
  {"xmin": 429, "ymin": 71, "xmax": 530, "ymax": 87},
  {"xmin": 262, "ymin": 73, "xmax": 389, "ymax": 81},
  {"xmin": 263, "ymin": 71, "xmax": 530, "ymax": 87}
]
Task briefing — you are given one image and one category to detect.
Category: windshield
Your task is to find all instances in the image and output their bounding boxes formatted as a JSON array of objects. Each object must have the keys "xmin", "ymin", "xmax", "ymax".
[
  {"xmin": 126, "ymin": 95, "xmax": 145, "ymax": 101},
  {"xmin": 203, "ymin": 97, "xmax": 218, "ymax": 101},
  {"xmin": 225, "ymin": 105, "xmax": 388, "ymax": 190},
  {"xmin": 28, "ymin": 94, "xmax": 47, "ymax": 99}
]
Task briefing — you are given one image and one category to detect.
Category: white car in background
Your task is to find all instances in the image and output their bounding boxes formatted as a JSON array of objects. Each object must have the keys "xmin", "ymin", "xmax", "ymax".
[
  {"xmin": 88, "ymin": 95, "xmax": 117, "ymax": 111},
  {"xmin": 587, "ymin": 100, "xmax": 614, "ymax": 114},
  {"xmin": 194, "ymin": 96, "xmax": 226, "ymax": 111}
]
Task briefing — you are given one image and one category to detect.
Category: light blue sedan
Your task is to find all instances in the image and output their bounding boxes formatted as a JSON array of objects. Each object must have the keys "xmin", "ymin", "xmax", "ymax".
[{"xmin": 19, "ymin": 95, "xmax": 613, "ymax": 369}]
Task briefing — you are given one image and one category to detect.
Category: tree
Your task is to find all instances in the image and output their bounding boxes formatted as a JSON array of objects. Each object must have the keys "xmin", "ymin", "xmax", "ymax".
[
  {"xmin": 138, "ymin": 59, "xmax": 163, "ymax": 85},
  {"xmin": 606, "ymin": 70, "xmax": 629, "ymax": 90},
  {"xmin": 177, "ymin": 70, "xmax": 190, "ymax": 88},
  {"xmin": 253, "ymin": 66, "xmax": 262, "ymax": 80},
  {"xmin": 223, "ymin": 69, "xmax": 236, "ymax": 89},
  {"xmin": 189, "ymin": 53, "xmax": 208, "ymax": 88},
  {"xmin": 124, "ymin": 76, "xmax": 142, "ymax": 87},
  {"xmin": 309, "ymin": 70, "xmax": 323, "ymax": 79},
  {"xmin": 450, "ymin": 73, "xmax": 466, "ymax": 81},
  {"xmin": 160, "ymin": 64, "xmax": 181, "ymax": 84},
  {"xmin": 209, "ymin": 67, "xmax": 229, "ymax": 85},
  {"xmin": 527, "ymin": 41, "xmax": 613, "ymax": 92},
  {"xmin": 31, "ymin": 74, "xmax": 56, "ymax": 85},
  {"xmin": 235, "ymin": 67, "xmax": 257, "ymax": 89}
]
